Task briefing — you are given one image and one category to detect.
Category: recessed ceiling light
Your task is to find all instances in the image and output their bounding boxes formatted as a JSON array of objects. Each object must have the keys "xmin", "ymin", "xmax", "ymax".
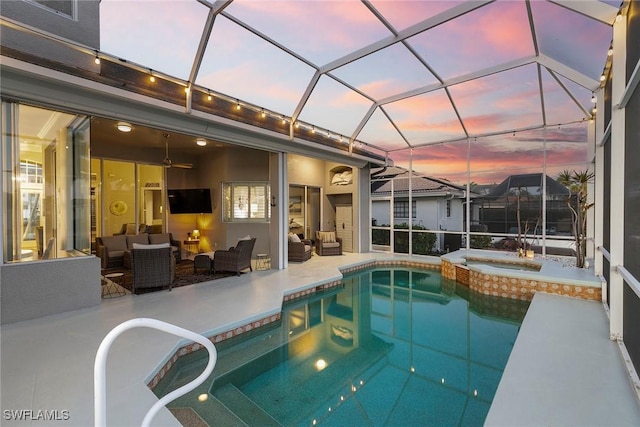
[
  {"xmin": 116, "ymin": 122, "xmax": 132, "ymax": 132},
  {"xmin": 196, "ymin": 138, "xmax": 207, "ymax": 146}
]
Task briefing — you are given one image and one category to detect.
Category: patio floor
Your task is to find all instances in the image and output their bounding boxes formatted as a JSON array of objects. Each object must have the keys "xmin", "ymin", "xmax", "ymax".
[{"xmin": 1, "ymin": 252, "xmax": 638, "ymax": 426}]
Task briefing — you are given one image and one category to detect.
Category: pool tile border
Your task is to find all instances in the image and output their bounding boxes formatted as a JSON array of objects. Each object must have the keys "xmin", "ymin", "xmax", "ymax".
[{"xmin": 147, "ymin": 259, "xmax": 440, "ymax": 390}]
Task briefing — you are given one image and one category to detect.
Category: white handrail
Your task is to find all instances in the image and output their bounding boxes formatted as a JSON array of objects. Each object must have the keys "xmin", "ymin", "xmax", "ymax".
[{"xmin": 94, "ymin": 318, "xmax": 217, "ymax": 427}]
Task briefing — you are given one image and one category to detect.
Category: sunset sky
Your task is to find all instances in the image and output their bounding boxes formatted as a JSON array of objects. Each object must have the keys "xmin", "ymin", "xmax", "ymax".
[{"xmin": 99, "ymin": 0, "xmax": 615, "ymax": 184}]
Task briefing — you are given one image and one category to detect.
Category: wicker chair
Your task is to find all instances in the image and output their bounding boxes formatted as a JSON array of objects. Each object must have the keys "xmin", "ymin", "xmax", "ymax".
[
  {"xmin": 130, "ymin": 245, "xmax": 175, "ymax": 294},
  {"xmin": 213, "ymin": 238, "xmax": 256, "ymax": 275},
  {"xmin": 316, "ymin": 231, "xmax": 342, "ymax": 256},
  {"xmin": 288, "ymin": 238, "xmax": 312, "ymax": 262}
]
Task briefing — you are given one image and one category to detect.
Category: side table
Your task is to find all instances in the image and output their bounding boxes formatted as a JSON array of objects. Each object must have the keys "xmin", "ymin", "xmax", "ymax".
[
  {"xmin": 183, "ymin": 239, "xmax": 200, "ymax": 260},
  {"xmin": 256, "ymin": 253, "xmax": 270, "ymax": 271},
  {"xmin": 102, "ymin": 272, "xmax": 127, "ymax": 298}
]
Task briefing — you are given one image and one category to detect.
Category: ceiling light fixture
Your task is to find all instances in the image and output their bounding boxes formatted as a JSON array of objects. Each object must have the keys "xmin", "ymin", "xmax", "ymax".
[
  {"xmin": 196, "ymin": 138, "xmax": 207, "ymax": 146},
  {"xmin": 116, "ymin": 122, "xmax": 132, "ymax": 132}
]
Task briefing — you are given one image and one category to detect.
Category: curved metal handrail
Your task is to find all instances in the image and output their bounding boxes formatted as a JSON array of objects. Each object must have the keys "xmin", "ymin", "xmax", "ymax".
[{"xmin": 94, "ymin": 318, "xmax": 217, "ymax": 427}]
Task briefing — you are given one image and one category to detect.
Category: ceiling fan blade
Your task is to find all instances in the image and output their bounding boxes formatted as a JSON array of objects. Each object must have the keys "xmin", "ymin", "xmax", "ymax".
[
  {"xmin": 172, "ymin": 163, "xmax": 193, "ymax": 169},
  {"xmin": 161, "ymin": 132, "xmax": 192, "ymax": 168}
]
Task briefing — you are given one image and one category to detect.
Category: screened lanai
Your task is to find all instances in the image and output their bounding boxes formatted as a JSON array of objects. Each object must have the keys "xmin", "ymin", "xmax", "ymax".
[
  {"xmin": 99, "ymin": 0, "xmax": 616, "ymax": 149},
  {"xmin": 96, "ymin": 0, "xmax": 618, "ymax": 258}
]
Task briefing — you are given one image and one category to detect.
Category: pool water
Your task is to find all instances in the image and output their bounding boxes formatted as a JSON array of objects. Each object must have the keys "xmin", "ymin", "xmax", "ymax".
[{"xmin": 155, "ymin": 268, "xmax": 529, "ymax": 426}]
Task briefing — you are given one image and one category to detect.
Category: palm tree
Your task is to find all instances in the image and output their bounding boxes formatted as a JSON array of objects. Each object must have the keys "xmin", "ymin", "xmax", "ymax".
[{"xmin": 557, "ymin": 169, "xmax": 594, "ymax": 268}]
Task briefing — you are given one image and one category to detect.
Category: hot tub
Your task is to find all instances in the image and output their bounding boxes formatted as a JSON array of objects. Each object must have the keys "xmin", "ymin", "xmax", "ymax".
[{"xmin": 441, "ymin": 249, "xmax": 601, "ymax": 302}]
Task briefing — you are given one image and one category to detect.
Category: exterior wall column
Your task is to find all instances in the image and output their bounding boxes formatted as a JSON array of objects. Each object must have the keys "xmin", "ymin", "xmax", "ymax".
[
  {"xmin": 609, "ymin": 14, "xmax": 626, "ymax": 340},
  {"xmin": 593, "ymin": 89, "xmax": 605, "ymax": 281}
]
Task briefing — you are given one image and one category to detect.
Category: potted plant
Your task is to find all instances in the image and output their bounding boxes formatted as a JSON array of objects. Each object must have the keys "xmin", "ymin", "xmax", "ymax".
[{"xmin": 557, "ymin": 169, "xmax": 594, "ymax": 268}]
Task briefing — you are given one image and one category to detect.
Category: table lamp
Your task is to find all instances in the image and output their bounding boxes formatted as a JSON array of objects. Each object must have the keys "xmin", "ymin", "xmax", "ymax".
[{"xmin": 192, "ymin": 229, "xmax": 200, "ymax": 240}]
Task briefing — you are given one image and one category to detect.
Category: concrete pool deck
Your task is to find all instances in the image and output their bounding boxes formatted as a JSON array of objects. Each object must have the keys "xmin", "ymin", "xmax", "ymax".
[{"xmin": 1, "ymin": 252, "xmax": 639, "ymax": 426}]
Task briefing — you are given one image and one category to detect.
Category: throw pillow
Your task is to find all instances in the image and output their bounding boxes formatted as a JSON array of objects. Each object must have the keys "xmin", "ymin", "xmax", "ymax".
[
  {"xmin": 289, "ymin": 234, "xmax": 301, "ymax": 243},
  {"xmin": 320, "ymin": 231, "xmax": 336, "ymax": 243},
  {"xmin": 239, "ymin": 235, "xmax": 251, "ymax": 241}
]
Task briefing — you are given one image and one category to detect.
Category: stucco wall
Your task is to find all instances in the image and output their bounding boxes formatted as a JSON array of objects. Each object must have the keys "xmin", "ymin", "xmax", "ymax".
[{"xmin": 1, "ymin": 256, "xmax": 101, "ymax": 325}]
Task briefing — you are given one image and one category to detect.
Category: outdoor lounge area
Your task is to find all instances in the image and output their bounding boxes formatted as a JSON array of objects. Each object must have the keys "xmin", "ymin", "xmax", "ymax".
[{"xmin": 2, "ymin": 1, "xmax": 640, "ymax": 426}]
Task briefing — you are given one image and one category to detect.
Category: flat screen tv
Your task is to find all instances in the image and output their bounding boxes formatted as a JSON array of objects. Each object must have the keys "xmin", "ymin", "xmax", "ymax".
[{"xmin": 167, "ymin": 188, "xmax": 213, "ymax": 214}]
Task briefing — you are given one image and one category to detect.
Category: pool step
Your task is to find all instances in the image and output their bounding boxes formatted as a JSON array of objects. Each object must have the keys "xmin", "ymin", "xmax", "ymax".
[{"xmin": 214, "ymin": 383, "xmax": 280, "ymax": 427}]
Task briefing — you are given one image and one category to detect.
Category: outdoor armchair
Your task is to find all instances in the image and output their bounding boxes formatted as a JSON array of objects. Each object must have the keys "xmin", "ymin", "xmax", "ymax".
[
  {"xmin": 213, "ymin": 237, "xmax": 256, "ymax": 275},
  {"xmin": 288, "ymin": 234, "xmax": 312, "ymax": 262},
  {"xmin": 315, "ymin": 231, "xmax": 342, "ymax": 256},
  {"xmin": 130, "ymin": 244, "xmax": 175, "ymax": 294}
]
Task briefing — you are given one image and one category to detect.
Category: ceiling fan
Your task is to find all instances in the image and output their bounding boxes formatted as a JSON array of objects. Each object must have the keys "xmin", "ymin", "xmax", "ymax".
[{"xmin": 162, "ymin": 133, "xmax": 193, "ymax": 169}]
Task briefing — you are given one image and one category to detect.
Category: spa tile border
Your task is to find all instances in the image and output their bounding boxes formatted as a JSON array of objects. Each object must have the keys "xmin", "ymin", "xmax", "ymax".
[{"xmin": 442, "ymin": 259, "xmax": 602, "ymax": 302}]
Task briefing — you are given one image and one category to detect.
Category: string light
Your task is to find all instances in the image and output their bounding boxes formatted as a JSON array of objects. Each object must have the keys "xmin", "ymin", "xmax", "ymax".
[
  {"xmin": 94, "ymin": 51, "xmax": 100, "ymax": 65},
  {"xmin": 261, "ymin": 109, "xmax": 266, "ymax": 118},
  {"xmin": 207, "ymin": 90, "xmax": 212, "ymax": 101},
  {"xmin": 591, "ymin": 93, "xmax": 596, "ymax": 103},
  {"xmin": 236, "ymin": 100, "xmax": 241, "ymax": 111},
  {"xmin": 149, "ymin": 69, "xmax": 155, "ymax": 83}
]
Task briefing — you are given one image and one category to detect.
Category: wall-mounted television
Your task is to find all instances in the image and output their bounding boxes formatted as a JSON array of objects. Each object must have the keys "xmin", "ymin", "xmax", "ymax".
[{"xmin": 167, "ymin": 188, "xmax": 213, "ymax": 214}]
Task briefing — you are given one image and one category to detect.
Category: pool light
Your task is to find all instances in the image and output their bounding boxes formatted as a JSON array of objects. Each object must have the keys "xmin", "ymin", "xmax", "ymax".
[
  {"xmin": 315, "ymin": 359, "xmax": 327, "ymax": 371},
  {"xmin": 198, "ymin": 393, "xmax": 208, "ymax": 402}
]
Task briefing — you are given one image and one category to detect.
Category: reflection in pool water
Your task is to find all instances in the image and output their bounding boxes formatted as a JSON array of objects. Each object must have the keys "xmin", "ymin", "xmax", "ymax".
[{"xmin": 154, "ymin": 268, "xmax": 529, "ymax": 426}]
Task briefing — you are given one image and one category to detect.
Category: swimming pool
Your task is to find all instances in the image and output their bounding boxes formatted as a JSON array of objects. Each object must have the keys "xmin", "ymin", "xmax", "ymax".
[{"xmin": 154, "ymin": 268, "xmax": 529, "ymax": 426}]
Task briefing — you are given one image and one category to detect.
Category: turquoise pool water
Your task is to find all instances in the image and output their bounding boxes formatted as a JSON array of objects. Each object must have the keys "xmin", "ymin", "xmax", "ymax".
[{"xmin": 155, "ymin": 268, "xmax": 529, "ymax": 426}]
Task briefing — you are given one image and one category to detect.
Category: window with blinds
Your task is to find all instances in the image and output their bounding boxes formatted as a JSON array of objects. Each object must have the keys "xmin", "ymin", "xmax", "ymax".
[{"xmin": 222, "ymin": 182, "xmax": 270, "ymax": 222}]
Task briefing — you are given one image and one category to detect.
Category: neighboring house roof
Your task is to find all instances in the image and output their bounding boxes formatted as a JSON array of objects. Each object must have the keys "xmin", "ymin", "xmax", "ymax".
[
  {"xmin": 371, "ymin": 166, "xmax": 467, "ymax": 198},
  {"xmin": 483, "ymin": 173, "xmax": 570, "ymax": 199}
]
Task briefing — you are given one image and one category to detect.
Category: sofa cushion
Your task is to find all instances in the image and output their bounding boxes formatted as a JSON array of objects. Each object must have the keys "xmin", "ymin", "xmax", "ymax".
[
  {"xmin": 322, "ymin": 242, "xmax": 340, "ymax": 248},
  {"xmin": 126, "ymin": 233, "xmax": 149, "ymax": 249},
  {"xmin": 239, "ymin": 234, "xmax": 252, "ymax": 241},
  {"xmin": 101, "ymin": 234, "xmax": 127, "ymax": 252},
  {"xmin": 132, "ymin": 242, "xmax": 170, "ymax": 249},
  {"xmin": 149, "ymin": 233, "xmax": 171, "ymax": 245}
]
